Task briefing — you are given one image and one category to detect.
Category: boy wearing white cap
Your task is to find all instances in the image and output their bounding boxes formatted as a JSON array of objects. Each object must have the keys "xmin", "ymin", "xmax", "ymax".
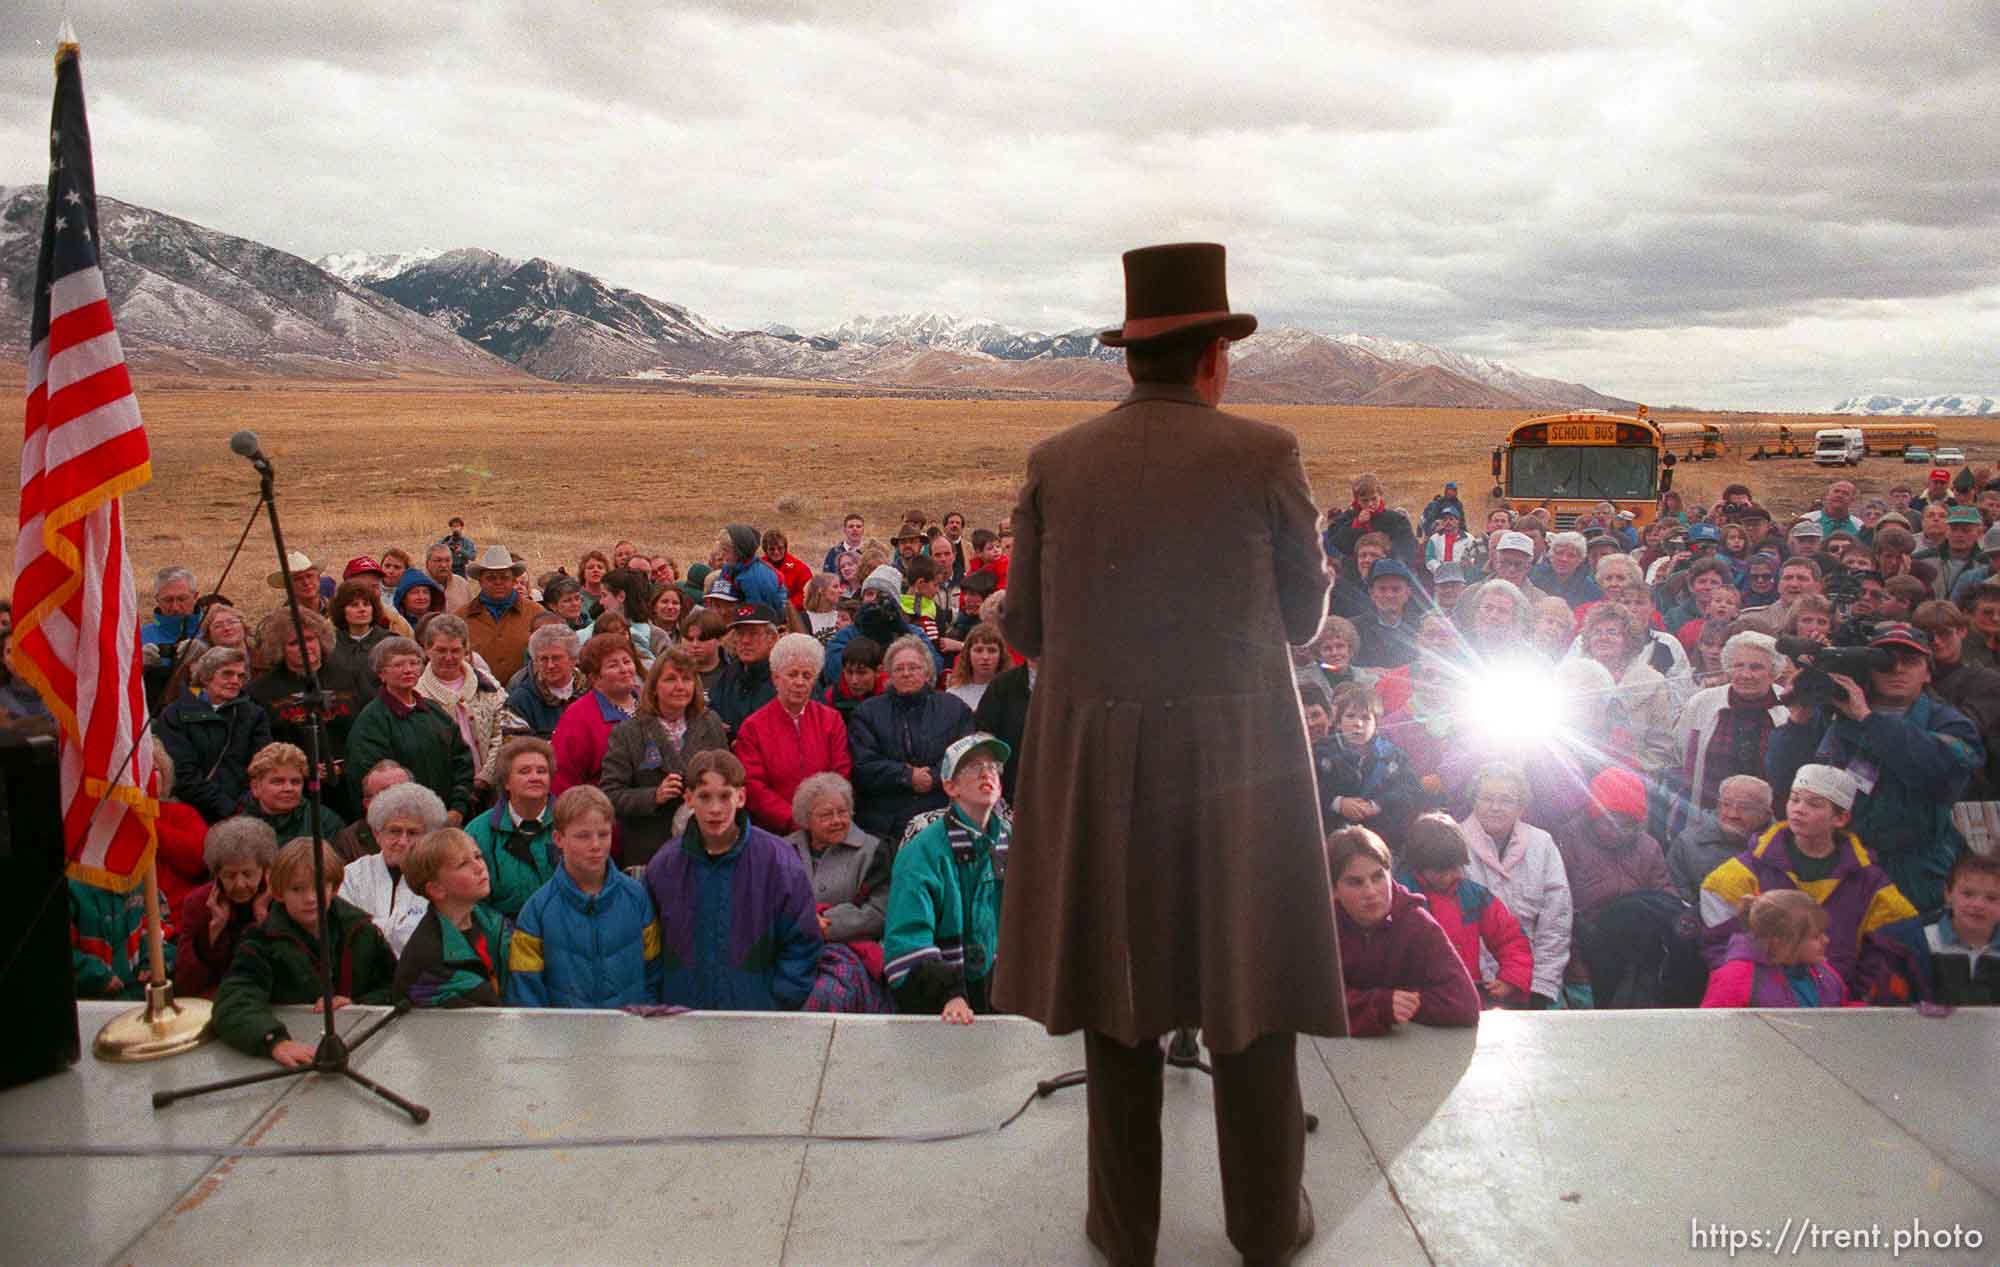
[
  {"xmin": 1698, "ymin": 763, "xmax": 1917, "ymax": 991},
  {"xmin": 882, "ymin": 733, "xmax": 1011, "ymax": 1022}
]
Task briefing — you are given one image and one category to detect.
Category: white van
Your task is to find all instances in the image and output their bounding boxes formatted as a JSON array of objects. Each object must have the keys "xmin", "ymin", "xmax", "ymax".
[{"xmin": 1814, "ymin": 428, "xmax": 1866, "ymax": 466}]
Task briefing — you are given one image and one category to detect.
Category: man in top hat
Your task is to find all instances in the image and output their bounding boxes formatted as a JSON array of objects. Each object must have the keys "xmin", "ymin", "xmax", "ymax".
[
  {"xmin": 995, "ymin": 243, "xmax": 1340, "ymax": 1265},
  {"xmin": 458, "ymin": 546, "xmax": 542, "ymax": 684}
]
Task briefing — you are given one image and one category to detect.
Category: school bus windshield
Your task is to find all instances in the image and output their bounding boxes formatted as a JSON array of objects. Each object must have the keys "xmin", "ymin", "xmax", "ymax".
[{"xmin": 1508, "ymin": 444, "xmax": 1657, "ymax": 501}]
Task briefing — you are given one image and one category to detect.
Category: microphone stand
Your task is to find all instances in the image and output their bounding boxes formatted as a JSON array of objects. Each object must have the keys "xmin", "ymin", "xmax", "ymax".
[{"xmin": 152, "ymin": 449, "xmax": 428, "ymax": 1124}]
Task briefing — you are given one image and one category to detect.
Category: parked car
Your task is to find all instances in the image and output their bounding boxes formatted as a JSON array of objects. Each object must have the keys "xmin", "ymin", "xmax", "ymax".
[
  {"xmin": 1905, "ymin": 447, "xmax": 1933, "ymax": 465},
  {"xmin": 1936, "ymin": 445, "xmax": 1966, "ymax": 464}
]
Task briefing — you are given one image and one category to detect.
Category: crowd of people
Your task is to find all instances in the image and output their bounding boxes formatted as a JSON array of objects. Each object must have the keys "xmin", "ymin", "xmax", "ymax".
[{"xmin": 39, "ymin": 466, "xmax": 2000, "ymax": 1063}]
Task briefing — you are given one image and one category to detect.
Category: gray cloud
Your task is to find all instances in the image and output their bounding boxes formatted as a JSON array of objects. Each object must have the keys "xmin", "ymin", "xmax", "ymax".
[{"xmin": 2, "ymin": 0, "xmax": 1995, "ymax": 408}]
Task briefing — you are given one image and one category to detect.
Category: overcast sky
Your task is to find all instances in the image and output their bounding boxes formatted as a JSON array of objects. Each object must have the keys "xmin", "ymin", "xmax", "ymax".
[{"xmin": 5, "ymin": 1, "xmax": 1996, "ymax": 409}]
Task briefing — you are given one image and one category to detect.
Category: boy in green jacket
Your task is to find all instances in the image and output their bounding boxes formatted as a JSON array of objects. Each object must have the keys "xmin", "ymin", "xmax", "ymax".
[
  {"xmin": 394, "ymin": 828, "xmax": 510, "ymax": 1007},
  {"xmin": 883, "ymin": 733, "xmax": 1010, "ymax": 1022},
  {"xmin": 213, "ymin": 838, "xmax": 397, "ymax": 1065}
]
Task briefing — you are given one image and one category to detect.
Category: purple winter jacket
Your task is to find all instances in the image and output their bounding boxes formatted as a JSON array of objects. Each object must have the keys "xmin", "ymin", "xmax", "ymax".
[
  {"xmin": 1700, "ymin": 933, "xmax": 1848, "ymax": 1008},
  {"xmin": 643, "ymin": 813, "xmax": 822, "ymax": 1010},
  {"xmin": 1337, "ymin": 883, "xmax": 1482, "ymax": 1037}
]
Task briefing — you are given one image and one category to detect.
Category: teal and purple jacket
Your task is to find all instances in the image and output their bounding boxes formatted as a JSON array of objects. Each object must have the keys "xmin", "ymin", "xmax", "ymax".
[
  {"xmin": 393, "ymin": 904, "xmax": 510, "ymax": 1009},
  {"xmin": 643, "ymin": 813, "xmax": 821, "ymax": 1010}
]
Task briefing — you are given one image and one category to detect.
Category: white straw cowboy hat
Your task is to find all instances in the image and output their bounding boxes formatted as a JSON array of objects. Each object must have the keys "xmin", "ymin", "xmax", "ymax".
[
  {"xmin": 265, "ymin": 551, "xmax": 319, "ymax": 588},
  {"xmin": 465, "ymin": 545, "xmax": 528, "ymax": 577}
]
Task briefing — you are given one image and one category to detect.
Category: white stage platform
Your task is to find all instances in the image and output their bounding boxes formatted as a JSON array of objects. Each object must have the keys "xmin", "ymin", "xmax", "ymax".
[{"xmin": 3, "ymin": 1004, "xmax": 1995, "ymax": 1265}]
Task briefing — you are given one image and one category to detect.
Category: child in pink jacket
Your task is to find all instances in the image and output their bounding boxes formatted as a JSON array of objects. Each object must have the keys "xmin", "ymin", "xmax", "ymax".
[
  {"xmin": 1399, "ymin": 812, "xmax": 1535, "ymax": 1008},
  {"xmin": 1701, "ymin": 889, "xmax": 1847, "ymax": 1009}
]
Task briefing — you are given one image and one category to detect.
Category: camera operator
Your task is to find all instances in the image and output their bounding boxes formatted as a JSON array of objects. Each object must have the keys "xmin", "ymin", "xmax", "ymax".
[
  {"xmin": 1767, "ymin": 622, "xmax": 1984, "ymax": 914},
  {"xmin": 1826, "ymin": 563, "xmax": 1882, "ymax": 649}
]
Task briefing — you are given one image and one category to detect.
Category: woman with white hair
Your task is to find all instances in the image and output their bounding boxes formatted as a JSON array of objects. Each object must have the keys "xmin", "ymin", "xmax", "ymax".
[
  {"xmin": 1574, "ymin": 604, "xmax": 1678, "ymax": 777},
  {"xmin": 1529, "ymin": 530, "xmax": 1603, "ymax": 607},
  {"xmin": 343, "ymin": 780, "xmax": 449, "ymax": 955},
  {"xmin": 158, "ymin": 645, "xmax": 272, "ymax": 824},
  {"xmin": 848, "ymin": 634, "xmax": 974, "ymax": 843},
  {"xmin": 1457, "ymin": 762, "xmax": 1572, "ymax": 1007},
  {"xmin": 414, "ymin": 613, "xmax": 507, "ymax": 793},
  {"xmin": 785, "ymin": 772, "xmax": 890, "ymax": 944},
  {"xmin": 788, "ymin": 771, "xmax": 894, "ymax": 1013},
  {"xmin": 1674, "ymin": 630, "xmax": 1787, "ymax": 827},
  {"xmin": 1465, "ymin": 578, "xmax": 1533, "ymax": 656},
  {"xmin": 735, "ymin": 632, "xmax": 853, "ymax": 835}
]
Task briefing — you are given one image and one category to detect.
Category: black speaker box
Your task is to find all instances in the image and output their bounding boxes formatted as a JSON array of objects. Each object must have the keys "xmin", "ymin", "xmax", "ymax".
[{"xmin": 0, "ymin": 731, "xmax": 81, "ymax": 1089}]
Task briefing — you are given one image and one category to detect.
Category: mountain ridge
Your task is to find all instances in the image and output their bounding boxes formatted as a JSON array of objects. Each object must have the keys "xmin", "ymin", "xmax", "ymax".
[
  {"xmin": 3, "ymin": 188, "xmax": 1637, "ymax": 407},
  {"xmin": 1831, "ymin": 393, "xmax": 1996, "ymax": 417}
]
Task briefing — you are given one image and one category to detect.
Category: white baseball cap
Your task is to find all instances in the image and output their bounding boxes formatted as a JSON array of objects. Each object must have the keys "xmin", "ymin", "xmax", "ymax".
[{"xmin": 1791, "ymin": 764, "xmax": 1856, "ymax": 811}]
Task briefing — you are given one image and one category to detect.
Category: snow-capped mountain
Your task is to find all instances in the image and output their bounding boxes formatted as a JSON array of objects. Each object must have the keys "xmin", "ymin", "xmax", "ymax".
[
  {"xmin": 1333, "ymin": 333, "xmax": 1626, "ymax": 410},
  {"xmin": 365, "ymin": 248, "xmax": 740, "ymax": 380},
  {"xmin": 1831, "ymin": 393, "xmax": 1997, "ymax": 417},
  {"xmin": 0, "ymin": 183, "xmax": 1637, "ymax": 406},
  {"xmin": 0, "ymin": 189, "xmax": 517, "ymax": 378},
  {"xmin": 824, "ymin": 313, "xmax": 1115, "ymax": 363},
  {"xmin": 314, "ymin": 248, "xmax": 443, "ymax": 285}
]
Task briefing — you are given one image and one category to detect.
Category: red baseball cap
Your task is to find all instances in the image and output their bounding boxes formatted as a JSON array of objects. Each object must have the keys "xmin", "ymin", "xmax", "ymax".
[
  {"xmin": 1930, "ymin": 468, "xmax": 1951, "ymax": 482},
  {"xmin": 342, "ymin": 555, "xmax": 387, "ymax": 580}
]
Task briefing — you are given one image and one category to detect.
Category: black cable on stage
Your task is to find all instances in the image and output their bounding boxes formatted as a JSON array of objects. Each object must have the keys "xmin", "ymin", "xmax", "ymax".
[{"xmin": 0, "ymin": 1083, "xmax": 1049, "ymax": 1161}]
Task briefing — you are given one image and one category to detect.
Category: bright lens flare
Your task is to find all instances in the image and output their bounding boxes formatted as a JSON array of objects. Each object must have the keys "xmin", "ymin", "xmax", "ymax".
[{"xmin": 1460, "ymin": 659, "xmax": 1570, "ymax": 746}]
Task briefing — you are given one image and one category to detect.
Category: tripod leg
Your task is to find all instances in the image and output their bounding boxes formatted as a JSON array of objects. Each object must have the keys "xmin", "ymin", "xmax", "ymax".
[
  {"xmin": 152, "ymin": 1063, "xmax": 302, "ymax": 1110},
  {"xmin": 343, "ymin": 1005, "xmax": 409, "ymax": 1056},
  {"xmin": 337, "ymin": 1066, "xmax": 431, "ymax": 1124}
]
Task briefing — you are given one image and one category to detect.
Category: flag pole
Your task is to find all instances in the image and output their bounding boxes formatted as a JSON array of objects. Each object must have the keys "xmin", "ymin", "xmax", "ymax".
[
  {"xmin": 32, "ymin": 21, "xmax": 209, "ymax": 1060},
  {"xmin": 93, "ymin": 855, "xmax": 213, "ymax": 1061}
]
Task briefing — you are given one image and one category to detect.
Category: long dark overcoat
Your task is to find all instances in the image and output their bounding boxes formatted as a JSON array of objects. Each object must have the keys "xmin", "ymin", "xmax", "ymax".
[{"xmin": 993, "ymin": 381, "xmax": 1348, "ymax": 1052}]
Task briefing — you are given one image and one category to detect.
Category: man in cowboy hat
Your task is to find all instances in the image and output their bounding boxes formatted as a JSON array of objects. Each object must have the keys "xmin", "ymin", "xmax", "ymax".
[
  {"xmin": 458, "ymin": 546, "xmax": 542, "ymax": 684},
  {"xmin": 266, "ymin": 550, "xmax": 328, "ymax": 617},
  {"xmin": 996, "ymin": 242, "xmax": 1341, "ymax": 1265}
]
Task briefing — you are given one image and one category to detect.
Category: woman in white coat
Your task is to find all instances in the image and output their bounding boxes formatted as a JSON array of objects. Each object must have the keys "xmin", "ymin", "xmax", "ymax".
[
  {"xmin": 1458, "ymin": 762, "xmax": 1573, "ymax": 1008},
  {"xmin": 340, "ymin": 780, "xmax": 446, "ymax": 955},
  {"xmin": 1672, "ymin": 631, "xmax": 1788, "ymax": 834}
]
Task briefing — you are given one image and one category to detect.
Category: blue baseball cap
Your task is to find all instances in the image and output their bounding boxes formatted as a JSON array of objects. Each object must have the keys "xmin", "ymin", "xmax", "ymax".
[
  {"xmin": 1687, "ymin": 524, "xmax": 1720, "ymax": 544},
  {"xmin": 1367, "ymin": 558, "xmax": 1421, "ymax": 588}
]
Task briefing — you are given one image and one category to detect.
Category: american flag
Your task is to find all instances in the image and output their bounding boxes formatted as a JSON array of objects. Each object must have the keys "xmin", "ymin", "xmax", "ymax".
[{"xmin": 14, "ymin": 37, "xmax": 158, "ymax": 890}]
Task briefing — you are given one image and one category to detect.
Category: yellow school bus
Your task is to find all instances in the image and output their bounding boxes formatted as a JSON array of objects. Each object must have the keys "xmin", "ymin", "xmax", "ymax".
[
  {"xmin": 1490, "ymin": 409, "xmax": 1673, "ymax": 530},
  {"xmin": 1655, "ymin": 419, "xmax": 1722, "ymax": 461}
]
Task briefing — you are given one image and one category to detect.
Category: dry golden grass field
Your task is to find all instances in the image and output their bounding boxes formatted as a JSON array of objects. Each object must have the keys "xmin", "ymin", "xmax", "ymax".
[{"xmin": 2, "ymin": 372, "xmax": 1995, "ymax": 593}]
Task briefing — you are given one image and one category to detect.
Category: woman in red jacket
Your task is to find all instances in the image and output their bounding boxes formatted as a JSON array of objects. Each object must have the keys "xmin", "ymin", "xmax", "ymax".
[
  {"xmin": 735, "ymin": 634, "xmax": 852, "ymax": 835},
  {"xmin": 551, "ymin": 634, "xmax": 641, "ymax": 795},
  {"xmin": 1329, "ymin": 826, "xmax": 1481, "ymax": 1037}
]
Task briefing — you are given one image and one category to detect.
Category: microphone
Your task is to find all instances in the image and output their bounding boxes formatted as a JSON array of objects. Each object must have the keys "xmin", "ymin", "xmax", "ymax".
[{"xmin": 229, "ymin": 430, "xmax": 272, "ymax": 473}]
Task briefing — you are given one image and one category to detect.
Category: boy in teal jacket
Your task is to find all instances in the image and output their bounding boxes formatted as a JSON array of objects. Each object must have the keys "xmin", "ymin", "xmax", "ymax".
[
  {"xmin": 884, "ymin": 733, "xmax": 1011, "ymax": 1021},
  {"xmin": 394, "ymin": 828, "xmax": 510, "ymax": 1008}
]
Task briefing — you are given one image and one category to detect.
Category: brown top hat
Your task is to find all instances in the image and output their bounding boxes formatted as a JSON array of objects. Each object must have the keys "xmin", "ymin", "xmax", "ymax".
[{"xmin": 1097, "ymin": 242, "xmax": 1258, "ymax": 348}]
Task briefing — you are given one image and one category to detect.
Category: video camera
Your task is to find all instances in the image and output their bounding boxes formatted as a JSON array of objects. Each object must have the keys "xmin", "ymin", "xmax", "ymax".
[{"xmin": 1774, "ymin": 636, "xmax": 1891, "ymax": 710}]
